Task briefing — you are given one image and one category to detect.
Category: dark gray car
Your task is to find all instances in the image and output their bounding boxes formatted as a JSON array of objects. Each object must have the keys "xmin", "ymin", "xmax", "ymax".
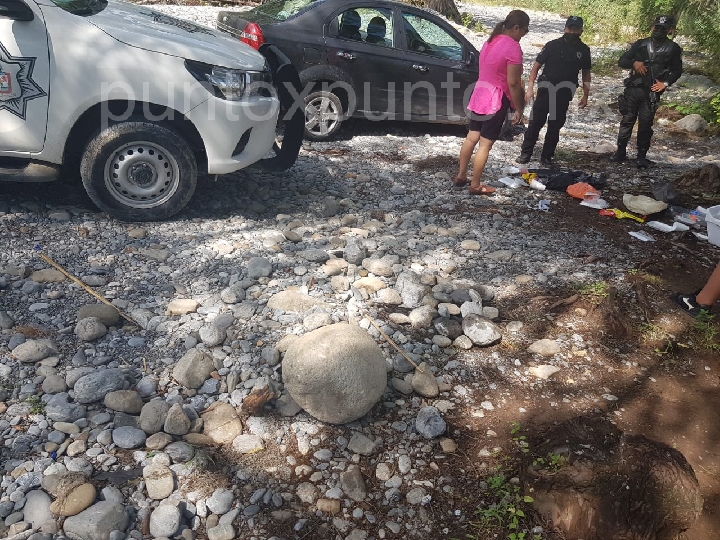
[{"xmin": 218, "ymin": 0, "xmax": 479, "ymax": 140}]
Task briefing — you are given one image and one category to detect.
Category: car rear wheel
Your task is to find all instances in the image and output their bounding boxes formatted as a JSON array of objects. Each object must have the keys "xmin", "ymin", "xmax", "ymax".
[
  {"xmin": 304, "ymin": 90, "xmax": 343, "ymax": 140},
  {"xmin": 81, "ymin": 122, "xmax": 197, "ymax": 222}
]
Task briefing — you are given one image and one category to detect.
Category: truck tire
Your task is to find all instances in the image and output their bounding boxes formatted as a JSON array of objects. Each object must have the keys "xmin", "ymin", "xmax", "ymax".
[
  {"xmin": 81, "ymin": 122, "xmax": 197, "ymax": 222},
  {"xmin": 304, "ymin": 90, "xmax": 343, "ymax": 141}
]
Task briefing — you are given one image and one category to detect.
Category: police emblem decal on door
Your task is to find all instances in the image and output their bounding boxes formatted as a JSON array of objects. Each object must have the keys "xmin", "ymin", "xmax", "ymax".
[{"xmin": 0, "ymin": 42, "xmax": 46, "ymax": 120}]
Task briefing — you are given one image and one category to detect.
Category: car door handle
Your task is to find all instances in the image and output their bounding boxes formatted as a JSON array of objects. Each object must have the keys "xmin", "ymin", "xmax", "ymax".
[
  {"xmin": 412, "ymin": 64, "xmax": 429, "ymax": 72},
  {"xmin": 336, "ymin": 51, "xmax": 356, "ymax": 60}
]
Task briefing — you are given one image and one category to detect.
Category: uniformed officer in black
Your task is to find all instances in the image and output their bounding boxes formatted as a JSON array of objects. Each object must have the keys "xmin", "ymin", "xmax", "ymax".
[
  {"xmin": 610, "ymin": 15, "xmax": 682, "ymax": 168},
  {"xmin": 516, "ymin": 16, "xmax": 591, "ymax": 167}
]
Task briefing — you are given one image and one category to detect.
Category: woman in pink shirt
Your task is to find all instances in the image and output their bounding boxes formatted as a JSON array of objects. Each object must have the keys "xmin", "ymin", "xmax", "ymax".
[{"xmin": 455, "ymin": 10, "xmax": 529, "ymax": 195}]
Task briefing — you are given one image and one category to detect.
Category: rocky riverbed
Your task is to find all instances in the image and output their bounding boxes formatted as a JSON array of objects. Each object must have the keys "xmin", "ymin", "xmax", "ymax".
[{"xmin": 2, "ymin": 3, "xmax": 720, "ymax": 540}]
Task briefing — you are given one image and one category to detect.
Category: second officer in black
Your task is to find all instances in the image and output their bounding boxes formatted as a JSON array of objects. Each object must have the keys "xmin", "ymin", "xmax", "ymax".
[
  {"xmin": 609, "ymin": 15, "xmax": 683, "ymax": 168},
  {"xmin": 516, "ymin": 16, "xmax": 591, "ymax": 167}
]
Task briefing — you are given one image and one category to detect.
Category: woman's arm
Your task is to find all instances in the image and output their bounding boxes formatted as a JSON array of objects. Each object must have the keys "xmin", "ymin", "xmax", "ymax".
[
  {"xmin": 526, "ymin": 61, "xmax": 541, "ymax": 103},
  {"xmin": 507, "ymin": 63, "xmax": 524, "ymax": 124}
]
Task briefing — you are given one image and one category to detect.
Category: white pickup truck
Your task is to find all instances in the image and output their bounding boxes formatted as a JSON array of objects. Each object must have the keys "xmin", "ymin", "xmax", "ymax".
[{"xmin": 0, "ymin": 0, "xmax": 303, "ymax": 220}]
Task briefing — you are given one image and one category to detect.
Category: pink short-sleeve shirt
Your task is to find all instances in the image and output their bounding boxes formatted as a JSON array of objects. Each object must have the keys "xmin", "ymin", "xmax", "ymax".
[{"xmin": 468, "ymin": 35, "xmax": 523, "ymax": 115}]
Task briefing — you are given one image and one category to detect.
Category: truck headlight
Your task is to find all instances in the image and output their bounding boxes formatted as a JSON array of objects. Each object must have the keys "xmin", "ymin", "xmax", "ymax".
[{"xmin": 185, "ymin": 60, "xmax": 275, "ymax": 101}]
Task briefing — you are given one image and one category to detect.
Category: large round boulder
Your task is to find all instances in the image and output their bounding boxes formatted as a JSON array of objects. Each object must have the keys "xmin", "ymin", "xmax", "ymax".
[{"xmin": 283, "ymin": 323, "xmax": 387, "ymax": 424}]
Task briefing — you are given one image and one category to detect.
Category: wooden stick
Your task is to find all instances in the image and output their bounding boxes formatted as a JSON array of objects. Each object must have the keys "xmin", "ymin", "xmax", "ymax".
[
  {"xmin": 36, "ymin": 251, "xmax": 139, "ymax": 327},
  {"xmin": 362, "ymin": 312, "xmax": 423, "ymax": 372}
]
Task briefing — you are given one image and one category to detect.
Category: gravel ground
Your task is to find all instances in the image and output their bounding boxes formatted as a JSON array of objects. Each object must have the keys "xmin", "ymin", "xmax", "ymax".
[{"xmin": 1, "ymin": 3, "xmax": 720, "ymax": 540}]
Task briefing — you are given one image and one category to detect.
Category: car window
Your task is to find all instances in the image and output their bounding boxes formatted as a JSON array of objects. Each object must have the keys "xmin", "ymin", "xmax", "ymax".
[
  {"xmin": 251, "ymin": 0, "xmax": 322, "ymax": 21},
  {"xmin": 402, "ymin": 12, "xmax": 463, "ymax": 60},
  {"xmin": 335, "ymin": 7, "xmax": 394, "ymax": 47},
  {"xmin": 49, "ymin": 0, "xmax": 107, "ymax": 16}
]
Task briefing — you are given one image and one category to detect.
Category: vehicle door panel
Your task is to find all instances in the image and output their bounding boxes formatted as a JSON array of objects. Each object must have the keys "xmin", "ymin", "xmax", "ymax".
[
  {"xmin": 324, "ymin": 5, "xmax": 404, "ymax": 119},
  {"xmin": 399, "ymin": 10, "xmax": 477, "ymax": 122},
  {"xmin": 0, "ymin": 0, "xmax": 50, "ymax": 154},
  {"xmin": 265, "ymin": 21, "xmax": 326, "ymax": 70}
]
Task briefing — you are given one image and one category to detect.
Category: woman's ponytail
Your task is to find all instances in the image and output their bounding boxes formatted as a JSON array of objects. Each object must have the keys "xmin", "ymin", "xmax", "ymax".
[
  {"xmin": 488, "ymin": 21, "xmax": 506, "ymax": 42},
  {"xmin": 487, "ymin": 10, "xmax": 530, "ymax": 42}
]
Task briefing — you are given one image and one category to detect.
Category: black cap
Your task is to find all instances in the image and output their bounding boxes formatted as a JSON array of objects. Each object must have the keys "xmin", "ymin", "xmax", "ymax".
[
  {"xmin": 653, "ymin": 15, "xmax": 675, "ymax": 28},
  {"xmin": 566, "ymin": 16, "xmax": 583, "ymax": 28}
]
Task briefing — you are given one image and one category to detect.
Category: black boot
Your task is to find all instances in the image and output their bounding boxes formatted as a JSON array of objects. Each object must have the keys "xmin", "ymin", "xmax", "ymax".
[
  {"xmin": 540, "ymin": 155, "xmax": 554, "ymax": 167},
  {"xmin": 636, "ymin": 150, "xmax": 653, "ymax": 168},
  {"xmin": 515, "ymin": 153, "xmax": 531, "ymax": 164},
  {"xmin": 609, "ymin": 146, "xmax": 627, "ymax": 162}
]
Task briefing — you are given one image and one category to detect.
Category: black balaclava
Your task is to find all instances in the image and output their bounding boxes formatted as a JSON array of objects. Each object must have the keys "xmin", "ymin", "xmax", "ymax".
[
  {"xmin": 652, "ymin": 26, "xmax": 669, "ymax": 41},
  {"xmin": 564, "ymin": 33, "xmax": 580, "ymax": 44}
]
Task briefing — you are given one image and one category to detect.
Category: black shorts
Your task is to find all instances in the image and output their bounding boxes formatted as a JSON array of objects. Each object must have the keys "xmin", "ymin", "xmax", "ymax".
[{"xmin": 468, "ymin": 95, "xmax": 511, "ymax": 141}]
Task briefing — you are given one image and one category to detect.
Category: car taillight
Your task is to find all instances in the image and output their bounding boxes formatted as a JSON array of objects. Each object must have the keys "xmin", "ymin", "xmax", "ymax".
[{"xmin": 240, "ymin": 23, "xmax": 265, "ymax": 50}]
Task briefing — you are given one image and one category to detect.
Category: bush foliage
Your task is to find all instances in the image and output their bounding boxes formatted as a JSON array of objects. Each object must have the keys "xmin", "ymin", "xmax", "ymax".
[{"xmin": 471, "ymin": 0, "xmax": 720, "ymax": 81}]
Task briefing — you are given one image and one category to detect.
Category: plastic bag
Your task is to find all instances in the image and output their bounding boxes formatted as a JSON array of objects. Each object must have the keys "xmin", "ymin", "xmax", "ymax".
[
  {"xmin": 567, "ymin": 182, "xmax": 600, "ymax": 200},
  {"xmin": 651, "ymin": 182, "xmax": 678, "ymax": 203},
  {"xmin": 497, "ymin": 176, "xmax": 524, "ymax": 188},
  {"xmin": 580, "ymin": 198, "xmax": 609, "ymax": 209},
  {"xmin": 622, "ymin": 194, "xmax": 668, "ymax": 215}
]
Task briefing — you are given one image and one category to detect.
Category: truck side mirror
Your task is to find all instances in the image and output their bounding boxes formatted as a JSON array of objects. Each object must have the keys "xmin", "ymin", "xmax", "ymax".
[{"xmin": 0, "ymin": 0, "xmax": 35, "ymax": 21}]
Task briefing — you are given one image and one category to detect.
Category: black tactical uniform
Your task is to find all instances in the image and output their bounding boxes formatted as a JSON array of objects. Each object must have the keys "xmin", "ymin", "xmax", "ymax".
[
  {"xmin": 611, "ymin": 15, "xmax": 682, "ymax": 167},
  {"xmin": 519, "ymin": 29, "xmax": 591, "ymax": 165}
]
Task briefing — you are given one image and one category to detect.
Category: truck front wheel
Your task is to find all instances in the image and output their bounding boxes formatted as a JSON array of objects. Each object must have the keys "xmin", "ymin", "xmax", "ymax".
[{"xmin": 81, "ymin": 122, "xmax": 197, "ymax": 221}]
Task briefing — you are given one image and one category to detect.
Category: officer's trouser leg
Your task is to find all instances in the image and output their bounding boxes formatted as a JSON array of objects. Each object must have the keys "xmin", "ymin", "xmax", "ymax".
[
  {"xmin": 636, "ymin": 97, "xmax": 655, "ymax": 153},
  {"xmin": 617, "ymin": 88, "xmax": 641, "ymax": 149},
  {"xmin": 520, "ymin": 89, "xmax": 549, "ymax": 156},
  {"xmin": 541, "ymin": 91, "xmax": 572, "ymax": 160}
]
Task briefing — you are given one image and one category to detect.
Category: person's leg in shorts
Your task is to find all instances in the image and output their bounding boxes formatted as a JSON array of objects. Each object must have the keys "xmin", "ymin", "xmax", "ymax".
[
  {"xmin": 467, "ymin": 97, "xmax": 510, "ymax": 194},
  {"xmin": 673, "ymin": 262, "xmax": 720, "ymax": 317},
  {"xmin": 456, "ymin": 122, "xmax": 483, "ymax": 186},
  {"xmin": 456, "ymin": 97, "xmax": 509, "ymax": 191}
]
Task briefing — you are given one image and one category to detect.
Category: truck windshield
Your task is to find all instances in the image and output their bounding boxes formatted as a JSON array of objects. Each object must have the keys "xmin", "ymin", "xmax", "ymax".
[
  {"xmin": 252, "ymin": 0, "xmax": 322, "ymax": 21},
  {"xmin": 51, "ymin": 0, "xmax": 108, "ymax": 16}
]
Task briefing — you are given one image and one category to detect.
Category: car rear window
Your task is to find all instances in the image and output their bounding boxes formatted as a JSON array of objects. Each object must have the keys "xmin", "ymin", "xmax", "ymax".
[
  {"xmin": 50, "ymin": 0, "xmax": 107, "ymax": 16},
  {"xmin": 251, "ymin": 0, "xmax": 322, "ymax": 21}
]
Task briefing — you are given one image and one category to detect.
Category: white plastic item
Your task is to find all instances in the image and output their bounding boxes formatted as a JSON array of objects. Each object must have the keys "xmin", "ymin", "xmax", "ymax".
[
  {"xmin": 646, "ymin": 221, "xmax": 690, "ymax": 233},
  {"xmin": 528, "ymin": 179, "xmax": 546, "ymax": 190},
  {"xmin": 497, "ymin": 176, "xmax": 524, "ymax": 188},
  {"xmin": 707, "ymin": 205, "xmax": 720, "ymax": 247},
  {"xmin": 629, "ymin": 231, "xmax": 655, "ymax": 242},
  {"xmin": 580, "ymin": 198, "xmax": 609, "ymax": 209}
]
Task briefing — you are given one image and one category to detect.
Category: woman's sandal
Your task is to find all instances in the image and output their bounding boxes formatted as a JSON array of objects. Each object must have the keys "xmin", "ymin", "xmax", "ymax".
[
  {"xmin": 469, "ymin": 184, "xmax": 496, "ymax": 195},
  {"xmin": 453, "ymin": 177, "xmax": 468, "ymax": 187}
]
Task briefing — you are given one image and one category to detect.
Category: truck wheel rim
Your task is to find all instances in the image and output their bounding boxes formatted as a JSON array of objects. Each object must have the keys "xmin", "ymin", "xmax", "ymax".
[
  {"xmin": 305, "ymin": 96, "xmax": 340, "ymax": 137},
  {"xmin": 104, "ymin": 141, "xmax": 180, "ymax": 209}
]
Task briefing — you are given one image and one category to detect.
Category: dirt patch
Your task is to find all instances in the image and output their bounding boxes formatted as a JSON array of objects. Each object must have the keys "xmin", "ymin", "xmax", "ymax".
[
  {"xmin": 391, "ymin": 143, "xmax": 720, "ymax": 539},
  {"xmin": 674, "ymin": 164, "xmax": 720, "ymax": 206},
  {"xmin": 421, "ymin": 268, "xmax": 720, "ymax": 539}
]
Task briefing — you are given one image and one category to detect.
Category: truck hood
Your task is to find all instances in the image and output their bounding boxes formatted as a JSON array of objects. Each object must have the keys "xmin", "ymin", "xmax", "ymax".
[{"xmin": 88, "ymin": 1, "xmax": 265, "ymax": 70}]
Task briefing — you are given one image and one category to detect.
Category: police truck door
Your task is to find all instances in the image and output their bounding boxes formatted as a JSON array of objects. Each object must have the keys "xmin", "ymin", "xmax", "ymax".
[{"xmin": 0, "ymin": 0, "xmax": 50, "ymax": 154}]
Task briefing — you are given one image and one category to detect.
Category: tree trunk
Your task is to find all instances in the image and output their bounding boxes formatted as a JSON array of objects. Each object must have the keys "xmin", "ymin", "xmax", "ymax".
[{"xmin": 426, "ymin": 0, "xmax": 462, "ymax": 24}]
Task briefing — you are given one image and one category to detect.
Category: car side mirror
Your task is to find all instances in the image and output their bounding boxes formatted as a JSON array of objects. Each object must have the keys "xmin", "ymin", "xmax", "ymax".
[
  {"xmin": 0, "ymin": 0, "xmax": 34, "ymax": 21},
  {"xmin": 465, "ymin": 50, "xmax": 477, "ymax": 67}
]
